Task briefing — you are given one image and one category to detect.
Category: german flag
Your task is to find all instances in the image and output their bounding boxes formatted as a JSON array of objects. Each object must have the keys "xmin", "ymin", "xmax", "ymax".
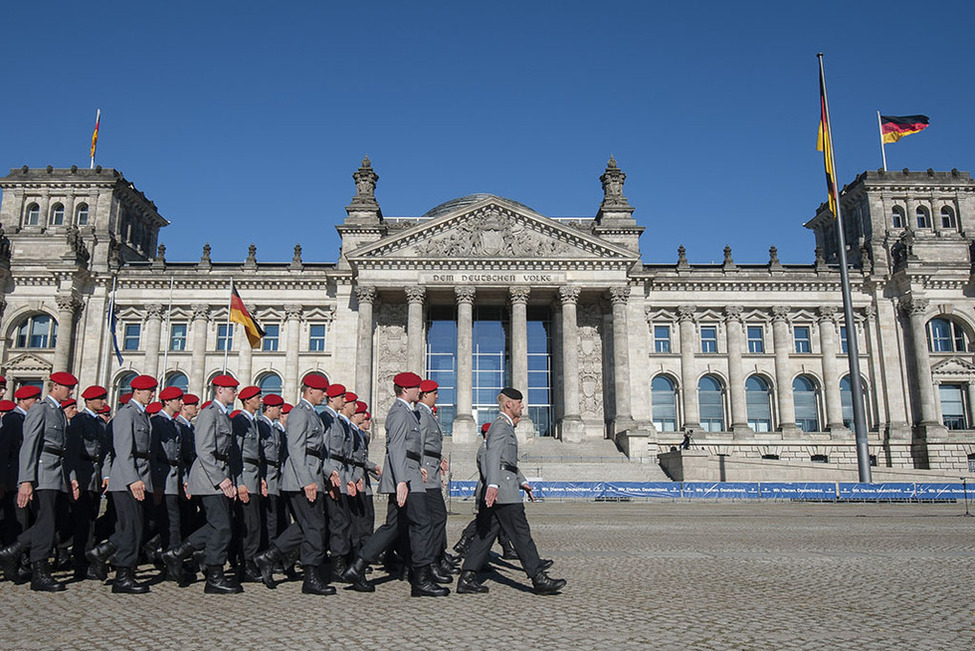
[
  {"xmin": 880, "ymin": 114, "xmax": 929, "ymax": 143},
  {"xmin": 816, "ymin": 65, "xmax": 837, "ymax": 217},
  {"xmin": 230, "ymin": 284, "xmax": 265, "ymax": 348}
]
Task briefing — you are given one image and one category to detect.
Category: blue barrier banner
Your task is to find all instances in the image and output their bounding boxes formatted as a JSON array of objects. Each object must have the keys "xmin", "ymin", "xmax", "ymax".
[
  {"xmin": 448, "ymin": 481, "xmax": 477, "ymax": 498},
  {"xmin": 682, "ymin": 482, "xmax": 760, "ymax": 499},
  {"xmin": 601, "ymin": 482, "xmax": 683, "ymax": 499},
  {"xmin": 914, "ymin": 483, "xmax": 966, "ymax": 500},
  {"xmin": 533, "ymin": 482, "xmax": 602, "ymax": 499},
  {"xmin": 760, "ymin": 482, "xmax": 836, "ymax": 500},
  {"xmin": 838, "ymin": 483, "xmax": 916, "ymax": 500}
]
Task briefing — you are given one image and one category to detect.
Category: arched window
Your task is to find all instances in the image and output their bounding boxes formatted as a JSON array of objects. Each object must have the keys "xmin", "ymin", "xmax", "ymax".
[
  {"xmin": 927, "ymin": 318, "xmax": 967, "ymax": 353},
  {"xmin": 940, "ymin": 206, "xmax": 956, "ymax": 229},
  {"xmin": 50, "ymin": 203, "xmax": 65, "ymax": 226},
  {"xmin": 793, "ymin": 376, "xmax": 820, "ymax": 432},
  {"xmin": 651, "ymin": 376, "xmax": 678, "ymax": 432},
  {"xmin": 840, "ymin": 375, "xmax": 868, "ymax": 429},
  {"xmin": 165, "ymin": 372, "xmax": 189, "ymax": 392},
  {"xmin": 916, "ymin": 206, "xmax": 931, "ymax": 229},
  {"xmin": 76, "ymin": 203, "xmax": 89, "ymax": 226},
  {"xmin": 698, "ymin": 375, "xmax": 725, "ymax": 432},
  {"xmin": 257, "ymin": 372, "xmax": 283, "ymax": 396},
  {"xmin": 25, "ymin": 203, "xmax": 40, "ymax": 226},
  {"xmin": 891, "ymin": 206, "xmax": 905, "ymax": 228},
  {"xmin": 14, "ymin": 314, "xmax": 58, "ymax": 349},
  {"xmin": 115, "ymin": 372, "xmax": 137, "ymax": 402},
  {"xmin": 745, "ymin": 375, "xmax": 772, "ymax": 432}
]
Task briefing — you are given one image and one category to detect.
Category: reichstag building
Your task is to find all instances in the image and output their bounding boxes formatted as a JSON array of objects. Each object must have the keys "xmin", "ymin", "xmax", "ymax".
[{"xmin": 0, "ymin": 157, "xmax": 973, "ymax": 473}]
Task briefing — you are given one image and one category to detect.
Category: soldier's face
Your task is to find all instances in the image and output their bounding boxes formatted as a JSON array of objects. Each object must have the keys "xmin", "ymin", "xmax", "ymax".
[
  {"xmin": 51, "ymin": 383, "xmax": 73, "ymax": 401},
  {"xmin": 86, "ymin": 398, "xmax": 106, "ymax": 412},
  {"xmin": 264, "ymin": 405, "xmax": 281, "ymax": 420},
  {"xmin": 509, "ymin": 399, "xmax": 524, "ymax": 418},
  {"xmin": 64, "ymin": 405, "xmax": 78, "ymax": 419},
  {"xmin": 403, "ymin": 386, "xmax": 421, "ymax": 403},
  {"xmin": 183, "ymin": 404, "xmax": 199, "ymax": 418}
]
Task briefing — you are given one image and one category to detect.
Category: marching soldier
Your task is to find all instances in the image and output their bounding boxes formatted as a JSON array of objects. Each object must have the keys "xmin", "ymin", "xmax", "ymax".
[
  {"xmin": 0, "ymin": 386, "xmax": 40, "ymax": 549},
  {"xmin": 151, "ymin": 386, "xmax": 185, "ymax": 559},
  {"xmin": 232, "ymin": 385, "xmax": 264, "ymax": 582},
  {"xmin": 65, "ymin": 385, "xmax": 109, "ymax": 580},
  {"xmin": 343, "ymin": 371, "xmax": 447, "ymax": 597},
  {"xmin": 0, "ymin": 373, "xmax": 77, "ymax": 591},
  {"xmin": 349, "ymin": 400, "xmax": 379, "ymax": 557},
  {"xmin": 257, "ymin": 394, "xmax": 286, "ymax": 548},
  {"xmin": 176, "ymin": 394, "xmax": 200, "ymax": 534},
  {"xmin": 417, "ymin": 380, "xmax": 456, "ymax": 581},
  {"xmin": 320, "ymin": 383, "xmax": 355, "ymax": 581}
]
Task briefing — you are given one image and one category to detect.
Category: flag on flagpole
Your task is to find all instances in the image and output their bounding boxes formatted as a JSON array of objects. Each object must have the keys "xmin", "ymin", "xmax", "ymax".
[
  {"xmin": 816, "ymin": 65, "xmax": 837, "ymax": 217},
  {"xmin": 880, "ymin": 114, "xmax": 929, "ymax": 143},
  {"xmin": 229, "ymin": 284, "xmax": 265, "ymax": 348},
  {"xmin": 89, "ymin": 109, "xmax": 100, "ymax": 168},
  {"xmin": 109, "ymin": 292, "xmax": 123, "ymax": 364}
]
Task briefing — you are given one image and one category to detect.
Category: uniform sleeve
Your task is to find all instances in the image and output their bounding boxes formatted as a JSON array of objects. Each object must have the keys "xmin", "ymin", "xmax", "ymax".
[
  {"xmin": 196, "ymin": 409, "xmax": 228, "ymax": 489},
  {"xmin": 323, "ymin": 419, "xmax": 344, "ymax": 479},
  {"xmin": 285, "ymin": 410, "xmax": 315, "ymax": 488},
  {"xmin": 385, "ymin": 407, "xmax": 411, "ymax": 486},
  {"xmin": 65, "ymin": 416, "xmax": 83, "ymax": 484},
  {"xmin": 18, "ymin": 406, "xmax": 45, "ymax": 486},
  {"xmin": 112, "ymin": 409, "xmax": 140, "ymax": 489},
  {"xmin": 484, "ymin": 425, "xmax": 504, "ymax": 489}
]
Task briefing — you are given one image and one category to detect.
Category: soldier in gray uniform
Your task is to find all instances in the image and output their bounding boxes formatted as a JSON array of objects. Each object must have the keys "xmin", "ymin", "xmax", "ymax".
[
  {"xmin": 348, "ymin": 400, "xmax": 380, "ymax": 557},
  {"xmin": 161, "ymin": 374, "xmax": 242, "ymax": 593},
  {"xmin": 231, "ymin": 385, "xmax": 263, "ymax": 582},
  {"xmin": 320, "ymin": 383, "xmax": 355, "ymax": 581},
  {"xmin": 0, "ymin": 385, "xmax": 41, "ymax": 551},
  {"xmin": 417, "ymin": 380, "xmax": 455, "ymax": 582},
  {"xmin": 65, "ymin": 385, "xmax": 109, "ymax": 580},
  {"xmin": 342, "ymin": 371, "xmax": 447, "ymax": 597},
  {"xmin": 457, "ymin": 388, "xmax": 565, "ymax": 595},
  {"xmin": 176, "ymin": 394, "xmax": 201, "ymax": 534},
  {"xmin": 150, "ymin": 386, "xmax": 185, "ymax": 562},
  {"xmin": 0, "ymin": 373, "xmax": 77, "ymax": 591},
  {"xmin": 257, "ymin": 394, "xmax": 286, "ymax": 547}
]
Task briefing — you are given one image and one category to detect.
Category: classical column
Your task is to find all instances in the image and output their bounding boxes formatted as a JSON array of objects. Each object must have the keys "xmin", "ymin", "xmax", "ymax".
[
  {"xmin": 238, "ymin": 327, "xmax": 253, "ymax": 386},
  {"xmin": 818, "ymin": 306, "xmax": 845, "ymax": 430},
  {"xmin": 771, "ymin": 306, "xmax": 798, "ymax": 433},
  {"xmin": 724, "ymin": 306, "xmax": 749, "ymax": 434},
  {"xmin": 452, "ymin": 286, "xmax": 477, "ymax": 443},
  {"xmin": 143, "ymin": 303, "xmax": 165, "ymax": 381},
  {"xmin": 53, "ymin": 293, "xmax": 81, "ymax": 372},
  {"xmin": 677, "ymin": 305, "xmax": 701, "ymax": 431},
  {"xmin": 354, "ymin": 286, "xmax": 376, "ymax": 408},
  {"xmin": 406, "ymin": 285, "xmax": 426, "ymax": 375},
  {"xmin": 284, "ymin": 304, "xmax": 303, "ymax": 402},
  {"xmin": 559, "ymin": 285, "xmax": 585, "ymax": 443},
  {"xmin": 509, "ymin": 286, "xmax": 533, "ymax": 440},
  {"xmin": 609, "ymin": 286, "xmax": 634, "ymax": 433},
  {"xmin": 189, "ymin": 304, "xmax": 210, "ymax": 396},
  {"xmin": 900, "ymin": 296, "xmax": 939, "ymax": 426}
]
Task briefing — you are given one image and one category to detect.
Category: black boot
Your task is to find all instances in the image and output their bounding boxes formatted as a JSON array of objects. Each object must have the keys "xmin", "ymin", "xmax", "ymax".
[
  {"xmin": 30, "ymin": 559, "xmax": 66, "ymax": 592},
  {"xmin": 531, "ymin": 570, "xmax": 566, "ymax": 595},
  {"xmin": 429, "ymin": 561, "xmax": 453, "ymax": 584},
  {"xmin": 501, "ymin": 541, "xmax": 519, "ymax": 560},
  {"xmin": 441, "ymin": 550, "xmax": 461, "ymax": 565},
  {"xmin": 240, "ymin": 560, "xmax": 262, "ymax": 583},
  {"xmin": 456, "ymin": 569, "xmax": 489, "ymax": 594},
  {"xmin": 538, "ymin": 558, "xmax": 554, "ymax": 572},
  {"xmin": 0, "ymin": 540, "xmax": 25, "ymax": 582},
  {"xmin": 340, "ymin": 556, "xmax": 369, "ymax": 584},
  {"xmin": 330, "ymin": 555, "xmax": 348, "ymax": 583},
  {"xmin": 301, "ymin": 565, "xmax": 336, "ymax": 595},
  {"xmin": 204, "ymin": 565, "xmax": 243, "ymax": 594},
  {"xmin": 111, "ymin": 566, "xmax": 150, "ymax": 594},
  {"xmin": 161, "ymin": 540, "xmax": 196, "ymax": 585},
  {"xmin": 190, "ymin": 549, "xmax": 206, "ymax": 572},
  {"xmin": 439, "ymin": 556, "xmax": 461, "ymax": 575},
  {"xmin": 142, "ymin": 533, "xmax": 162, "ymax": 568},
  {"xmin": 253, "ymin": 545, "xmax": 281, "ymax": 589},
  {"xmin": 453, "ymin": 532, "xmax": 472, "ymax": 556},
  {"xmin": 85, "ymin": 540, "xmax": 117, "ymax": 581},
  {"xmin": 53, "ymin": 545, "xmax": 73, "ymax": 572},
  {"xmin": 411, "ymin": 565, "xmax": 450, "ymax": 597}
]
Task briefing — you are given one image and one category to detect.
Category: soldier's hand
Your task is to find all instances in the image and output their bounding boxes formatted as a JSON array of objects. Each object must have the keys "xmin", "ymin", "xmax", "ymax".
[
  {"xmin": 330, "ymin": 471, "xmax": 341, "ymax": 489},
  {"xmin": 261, "ymin": 479, "xmax": 268, "ymax": 498},
  {"xmin": 485, "ymin": 485, "xmax": 498, "ymax": 508},
  {"xmin": 17, "ymin": 482, "xmax": 33, "ymax": 509},
  {"xmin": 420, "ymin": 468, "xmax": 428, "ymax": 483},
  {"xmin": 239, "ymin": 484, "xmax": 250, "ymax": 504},
  {"xmin": 522, "ymin": 483, "xmax": 535, "ymax": 502},
  {"xmin": 374, "ymin": 466, "xmax": 382, "ymax": 478},
  {"xmin": 184, "ymin": 483, "xmax": 192, "ymax": 499},
  {"xmin": 440, "ymin": 458, "xmax": 449, "ymax": 474},
  {"xmin": 304, "ymin": 483, "xmax": 317, "ymax": 502},
  {"xmin": 356, "ymin": 478, "xmax": 364, "ymax": 493},
  {"xmin": 396, "ymin": 481, "xmax": 408, "ymax": 507},
  {"xmin": 347, "ymin": 480, "xmax": 357, "ymax": 497},
  {"xmin": 218, "ymin": 477, "xmax": 236, "ymax": 500},
  {"xmin": 71, "ymin": 480, "xmax": 81, "ymax": 502},
  {"xmin": 130, "ymin": 480, "xmax": 146, "ymax": 502},
  {"xmin": 101, "ymin": 478, "xmax": 110, "ymax": 494}
]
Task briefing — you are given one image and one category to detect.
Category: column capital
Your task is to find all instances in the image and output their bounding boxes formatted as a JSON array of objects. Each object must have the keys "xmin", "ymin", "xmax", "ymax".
[
  {"xmin": 723, "ymin": 305, "xmax": 744, "ymax": 322},
  {"xmin": 771, "ymin": 305, "xmax": 790, "ymax": 322},
  {"xmin": 145, "ymin": 303, "xmax": 166, "ymax": 320},
  {"xmin": 509, "ymin": 286, "xmax": 531, "ymax": 305},
  {"xmin": 355, "ymin": 285, "xmax": 377, "ymax": 305},
  {"xmin": 677, "ymin": 305, "xmax": 696, "ymax": 322},
  {"xmin": 405, "ymin": 285, "xmax": 427, "ymax": 304},
  {"xmin": 55, "ymin": 293, "xmax": 82, "ymax": 315},
  {"xmin": 455, "ymin": 285, "xmax": 476, "ymax": 305},
  {"xmin": 608, "ymin": 285, "xmax": 630, "ymax": 306},
  {"xmin": 191, "ymin": 304, "xmax": 211, "ymax": 321},
  {"xmin": 284, "ymin": 304, "xmax": 304, "ymax": 320},
  {"xmin": 899, "ymin": 295, "xmax": 929, "ymax": 317},
  {"xmin": 817, "ymin": 305, "xmax": 838, "ymax": 322},
  {"xmin": 559, "ymin": 285, "xmax": 580, "ymax": 305}
]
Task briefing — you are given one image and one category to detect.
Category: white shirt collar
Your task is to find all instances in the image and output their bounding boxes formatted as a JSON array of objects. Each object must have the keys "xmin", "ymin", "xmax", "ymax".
[
  {"xmin": 177, "ymin": 414, "xmax": 192, "ymax": 426},
  {"xmin": 85, "ymin": 407, "xmax": 100, "ymax": 419},
  {"xmin": 396, "ymin": 397, "xmax": 414, "ymax": 409},
  {"xmin": 417, "ymin": 402, "xmax": 433, "ymax": 414}
]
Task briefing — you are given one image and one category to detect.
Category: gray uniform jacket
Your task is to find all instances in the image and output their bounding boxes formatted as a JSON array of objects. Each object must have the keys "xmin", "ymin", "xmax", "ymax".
[
  {"xmin": 280, "ymin": 399, "xmax": 325, "ymax": 493},
  {"xmin": 232, "ymin": 411, "xmax": 261, "ymax": 493},
  {"xmin": 150, "ymin": 412, "xmax": 183, "ymax": 495},
  {"xmin": 108, "ymin": 400, "xmax": 154, "ymax": 493},
  {"xmin": 257, "ymin": 416, "xmax": 284, "ymax": 496},
  {"xmin": 349, "ymin": 425, "xmax": 378, "ymax": 496},
  {"xmin": 0, "ymin": 410, "xmax": 26, "ymax": 490},
  {"xmin": 474, "ymin": 437, "xmax": 487, "ymax": 503},
  {"xmin": 377, "ymin": 398, "xmax": 425, "ymax": 495},
  {"xmin": 187, "ymin": 402, "xmax": 233, "ymax": 496},
  {"xmin": 66, "ymin": 409, "xmax": 107, "ymax": 493},
  {"xmin": 483, "ymin": 414, "xmax": 527, "ymax": 505},
  {"xmin": 418, "ymin": 404, "xmax": 443, "ymax": 489},
  {"xmin": 321, "ymin": 408, "xmax": 352, "ymax": 494},
  {"xmin": 19, "ymin": 396, "xmax": 70, "ymax": 492}
]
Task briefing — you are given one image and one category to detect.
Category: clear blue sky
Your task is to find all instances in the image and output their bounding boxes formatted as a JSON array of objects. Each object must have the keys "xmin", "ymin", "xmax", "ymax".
[{"xmin": 2, "ymin": 1, "xmax": 972, "ymax": 265}]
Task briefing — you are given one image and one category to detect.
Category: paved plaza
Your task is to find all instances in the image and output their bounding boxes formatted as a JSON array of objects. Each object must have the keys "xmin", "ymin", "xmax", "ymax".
[{"xmin": 1, "ymin": 500, "xmax": 972, "ymax": 650}]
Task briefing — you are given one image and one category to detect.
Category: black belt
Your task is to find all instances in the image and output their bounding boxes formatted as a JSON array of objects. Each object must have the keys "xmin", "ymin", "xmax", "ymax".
[
  {"xmin": 243, "ymin": 457, "xmax": 261, "ymax": 466},
  {"xmin": 354, "ymin": 460, "xmax": 367, "ymax": 469},
  {"xmin": 423, "ymin": 449, "xmax": 440, "ymax": 459},
  {"xmin": 166, "ymin": 458, "xmax": 181, "ymax": 467},
  {"xmin": 214, "ymin": 452, "xmax": 229, "ymax": 462},
  {"xmin": 327, "ymin": 452, "xmax": 350, "ymax": 464},
  {"xmin": 405, "ymin": 451, "xmax": 421, "ymax": 462},
  {"xmin": 501, "ymin": 461, "xmax": 519, "ymax": 473},
  {"xmin": 42, "ymin": 445, "xmax": 64, "ymax": 457},
  {"xmin": 133, "ymin": 451, "xmax": 150, "ymax": 460},
  {"xmin": 266, "ymin": 460, "xmax": 280, "ymax": 469},
  {"xmin": 305, "ymin": 447, "xmax": 323, "ymax": 459}
]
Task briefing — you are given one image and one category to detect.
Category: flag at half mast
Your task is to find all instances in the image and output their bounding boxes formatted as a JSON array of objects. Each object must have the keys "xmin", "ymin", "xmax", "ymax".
[
  {"xmin": 230, "ymin": 283, "xmax": 265, "ymax": 348},
  {"xmin": 880, "ymin": 114, "xmax": 929, "ymax": 143},
  {"xmin": 816, "ymin": 66, "xmax": 837, "ymax": 217}
]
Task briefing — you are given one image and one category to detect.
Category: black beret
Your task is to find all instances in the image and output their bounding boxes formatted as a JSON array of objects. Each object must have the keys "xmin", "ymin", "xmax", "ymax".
[{"xmin": 500, "ymin": 387, "xmax": 523, "ymax": 401}]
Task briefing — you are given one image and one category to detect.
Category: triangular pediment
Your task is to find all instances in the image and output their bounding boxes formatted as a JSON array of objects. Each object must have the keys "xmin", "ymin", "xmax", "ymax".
[
  {"xmin": 347, "ymin": 197, "xmax": 637, "ymax": 266},
  {"xmin": 4, "ymin": 352, "xmax": 54, "ymax": 373},
  {"xmin": 931, "ymin": 356, "xmax": 975, "ymax": 378}
]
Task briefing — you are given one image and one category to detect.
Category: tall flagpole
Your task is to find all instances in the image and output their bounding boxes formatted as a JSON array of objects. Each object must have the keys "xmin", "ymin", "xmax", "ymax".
[
  {"xmin": 877, "ymin": 111, "xmax": 888, "ymax": 172},
  {"xmin": 160, "ymin": 275, "xmax": 174, "ymax": 387},
  {"xmin": 819, "ymin": 53, "xmax": 871, "ymax": 482},
  {"xmin": 89, "ymin": 109, "xmax": 100, "ymax": 170},
  {"xmin": 102, "ymin": 274, "xmax": 118, "ymax": 389},
  {"xmin": 224, "ymin": 277, "xmax": 233, "ymax": 373}
]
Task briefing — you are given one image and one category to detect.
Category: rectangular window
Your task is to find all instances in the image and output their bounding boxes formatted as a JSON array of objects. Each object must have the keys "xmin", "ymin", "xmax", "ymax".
[
  {"xmin": 123, "ymin": 323, "xmax": 141, "ymax": 351},
  {"xmin": 169, "ymin": 323, "xmax": 187, "ymax": 351},
  {"xmin": 700, "ymin": 326, "xmax": 717, "ymax": 353},
  {"xmin": 794, "ymin": 326, "xmax": 811, "ymax": 353},
  {"xmin": 654, "ymin": 325, "xmax": 671, "ymax": 353},
  {"xmin": 217, "ymin": 324, "xmax": 234, "ymax": 352},
  {"xmin": 939, "ymin": 383, "xmax": 967, "ymax": 430},
  {"xmin": 426, "ymin": 305, "xmax": 458, "ymax": 436},
  {"xmin": 526, "ymin": 307, "xmax": 553, "ymax": 437},
  {"xmin": 747, "ymin": 326, "xmax": 765, "ymax": 353},
  {"xmin": 840, "ymin": 326, "xmax": 848, "ymax": 354},
  {"xmin": 262, "ymin": 323, "xmax": 280, "ymax": 351},
  {"xmin": 309, "ymin": 323, "xmax": 327, "ymax": 351}
]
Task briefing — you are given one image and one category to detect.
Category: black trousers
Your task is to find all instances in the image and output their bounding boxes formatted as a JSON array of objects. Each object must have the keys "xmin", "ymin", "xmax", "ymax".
[
  {"xmin": 263, "ymin": 493, "xmax": 288, "ymax": 549},
  {"xmin": 276, "ymin": 491, "xmax": 325, "ymax": 567},
  {"xmin": 459, "ymin": 515, "xmax": 513, "ymax": 549},
  {"xmin": 325, "ymin": 492, "xmax": 351, "ymax": 557},
  {"xmin": 348, "ymin": 492, "xmax": 372, "ymax": 555},
  {"xmin": 1, "ymin": 493, "xmax": 32, "ymax": 546},
  {"xmin": 425, "ymin": 488, "xmax": 448, "ymax": 562},
  {"xmin": 109, "ymin": 490, "xmax": 145, "ymax": 568},
  {"xmin": 70, "ymin": 490, "xmax": 100, "ymax": 565},
  {"xmin": 157, "ymin": 494, "xmax": 182, "ymax": 550},
  {"xmin": 18, "ymin": 489, "xmax": 63, "ymax": 563},
  {"xmin": 235, "ymin": 495, "xmax": 262, "ymax": 561},
  {"xmin": 360, "ymin": 492, "xmax": 433, "ymax": 568},
  {"xmin": 462, "ymin": 502, "xmax": 541, "ymax": 578},
  {"xmin": 184, "ymin": 494, "xmax": 233, "ymax": 566}
]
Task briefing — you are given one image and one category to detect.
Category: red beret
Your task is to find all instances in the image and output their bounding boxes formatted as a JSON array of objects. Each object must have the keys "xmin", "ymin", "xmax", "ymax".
[
  {"xmin": 355, "ymin": 400, "xmax": 368, "ymax": 414},
  {"xmin": 0, "ymin": 399, "xmax": 15, "ymax": 412},
  {"xmin": 432, "ymin": 406, "xmax": 437, "ymax": 413},
  {"xmin": 61, "ymin": 399, "xmax": 77, "ymax": 409},
  {"xmin": 212, "ymin": 374, "xmax": 239, "ymax": 388},
  {"xmin": 145, "ymin": 401, "xmax": 163, "ymax": 415},
  {"xmin": 201, "ymin": 400, "xmax": 212, "ymax": 409},
  {"xmin": 344, "ymin": 391, "xmax": 358, "ymax": 403},
  {"xmin": 50, "ymin": 372, "xmax": 79, "ymax": 387},
  {"xmin": 99, "ymin": 404, "xmax": 111, "ymax": 414},
  {"xmin": 119, "ymin": 393, "xmax": 132, "ymax": 405},
  {"xmin": 15, "ymin": 386, "xmax": 41, "ymax": 400},
  {"xmin": 282, "ymin": 403, "xmax": 294, "ymax": 414},
  {"xmin": 263, "ymin": 394, "xmax": 284, "ymax": 407},
  {"xmin": 159, "ymin": 386, "xmax": 184, "ymax": 402},
  {"xmin": 393, "ymin": 372, "xmax": 422, "ymax": 388},
  {"xmin": 481, "ymin": 423, "xmax": 491, "ymax": 434},
  {"xmin": 302, "ymin": 373, "xmax": 329, "ymax": 390},
  {"xmin": 0, "ymin": 376, "xmax": 6, "ymax": 383},
  {"xmin": 130, "ymin": 375, "xmax": 158, "ymax": 391},
  {"xmin": 419, "ymin": 380, "xmax": 438, "ymax": 393},
  {"xmin": 364, "ymin": 411, "xmax": 371, "ymax": 420},
  {"xmin": 326, "ymin": 383, "xmax": 346, "ymax": 398},
  {"xmin": 238, "ymin": 385, "xmax": 261, "ymax": 401},
  {"xmin": 182, "ymin": 393, "xmax": 200, "ymax": 405},
  {"xmin": 229, "ymin": 409, "xmax": 241, "ymax": 419},
  {"xmin": 81, "ymin": 385, "xmax": 108, "ymax": 400}
]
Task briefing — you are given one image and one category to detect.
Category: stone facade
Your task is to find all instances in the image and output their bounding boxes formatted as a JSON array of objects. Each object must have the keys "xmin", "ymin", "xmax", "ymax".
[{"xmin": 1, "ymin": 159, "xmax": 974, "ymax": 473}]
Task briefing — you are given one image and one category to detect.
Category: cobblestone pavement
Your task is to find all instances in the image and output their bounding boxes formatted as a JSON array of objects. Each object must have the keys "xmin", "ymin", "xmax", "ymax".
[{"xmin": 1, "ymin": 501, "xmax": 973, "ymax": 650}]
